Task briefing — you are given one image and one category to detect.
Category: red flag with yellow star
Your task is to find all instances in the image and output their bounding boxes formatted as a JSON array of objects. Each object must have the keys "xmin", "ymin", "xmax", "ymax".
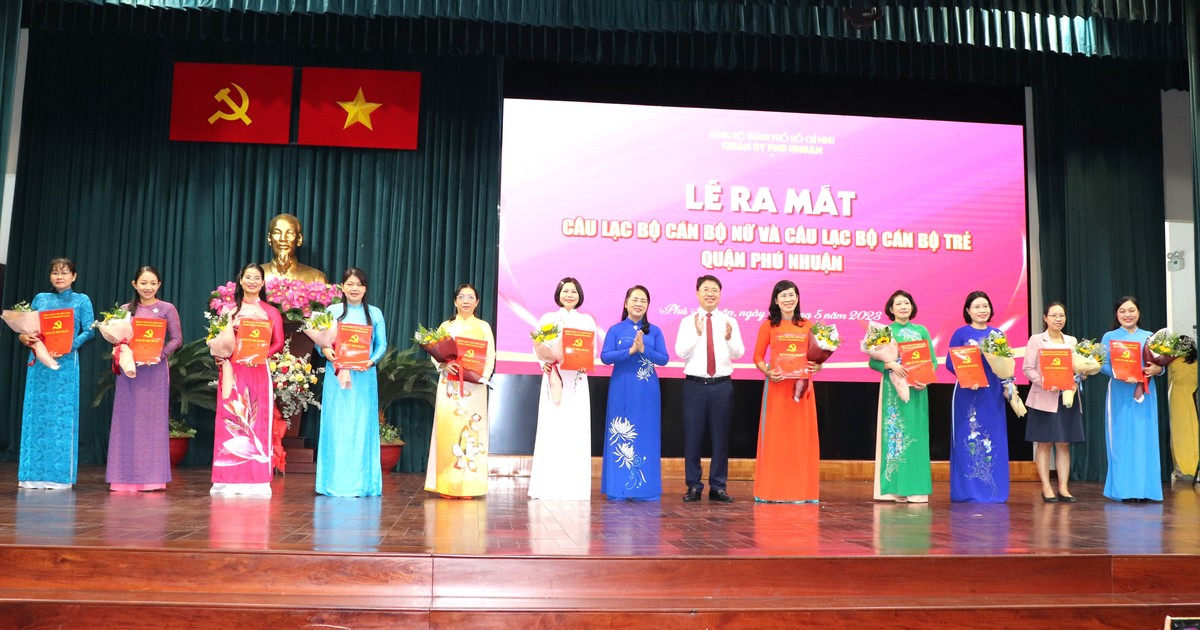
[
  {"xmin": 169, "ymin": 62, "xmax": 294, "ymax": 144},
  {"xmin": 297, "ymin": 67, "xmax": 421, "ymax": 150}
]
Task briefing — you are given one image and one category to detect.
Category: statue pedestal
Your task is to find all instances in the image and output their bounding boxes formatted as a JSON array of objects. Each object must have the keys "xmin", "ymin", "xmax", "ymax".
[{"xmin": 277, "ymin": 320, "xmax": 318, "ymax": 473}]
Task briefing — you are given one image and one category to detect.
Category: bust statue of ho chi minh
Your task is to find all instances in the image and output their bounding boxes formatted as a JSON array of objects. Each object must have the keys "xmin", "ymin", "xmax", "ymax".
[{"xmin": 261, "ymin": 213, "xmax": 327, "ymax": 283}]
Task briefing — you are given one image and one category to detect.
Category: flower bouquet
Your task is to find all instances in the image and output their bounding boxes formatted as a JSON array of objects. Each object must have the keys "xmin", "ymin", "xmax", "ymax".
[
  {"xmin": 794, "ymin": 322, "xmax": 840, "ymax": 401},
  {"xmin": 264, "ymin": 277, "xmax": 342, "ymax": 323},
  {"xmin": 300, "ymin": 310, "xmax": 348, "ymax": 389},
  {"xmin": 94, "ymin": 303, "xmax": 136, "ymax": 378},
  {"xmin": 268, "ymin": 341, "xmax": 324, "ymax": 473},
  {"xmin": 980, "ymin": 330, "xmax": 1027, "ymax": 417},
  {"xmin": 1, "ymin": 300, "xmax": 59, "ymax": 370},
  {"xmin": 531, "ymin": 323, "xmax": 564, "ymax": 404},
  {"xmin": 205, "ymin": 283, "xmax": 238, "ymax": 398},
  {"xmin": 414, "ymin": 324, "xmax": 490, "ymax": 394},
  {"xmin": 861, "ymin": 321, "xmax": 908, "ymax": 402},
  {"xmin": 1064, "ymin": 338, "xmax": 1105, "ymax": 408},
  {"xmin": 1146, "ymin": 328, "xmax": 1187, "ymax": 368}
]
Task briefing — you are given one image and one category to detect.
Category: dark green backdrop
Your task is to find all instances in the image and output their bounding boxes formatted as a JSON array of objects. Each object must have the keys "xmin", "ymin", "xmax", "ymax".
[{"xmin": 0, "ymin": 30, "xmax": 501, "ymax": 472}]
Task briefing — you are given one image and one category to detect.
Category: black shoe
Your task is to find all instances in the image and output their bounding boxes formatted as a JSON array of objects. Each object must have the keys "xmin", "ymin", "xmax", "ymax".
[
  {"xmin": 1042, "ymin": 493, "xmax": 1059, "ymax": 503},
  {"xmin": 709, "ymin": 489, "xmax": 734, "ymax": 503},
  {"xmin": 1059, "ymin": 494, "xmax": 1077, "ymax": 503},
  {"xmin": 683, "ymin": 488, "xmax": 702, "ymax": 503}
]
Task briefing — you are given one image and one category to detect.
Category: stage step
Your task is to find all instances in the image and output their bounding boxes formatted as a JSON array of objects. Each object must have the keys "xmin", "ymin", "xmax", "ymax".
[{"xmin": 1, "ymin": 547, "xmax": 1197, "ymax": 628}]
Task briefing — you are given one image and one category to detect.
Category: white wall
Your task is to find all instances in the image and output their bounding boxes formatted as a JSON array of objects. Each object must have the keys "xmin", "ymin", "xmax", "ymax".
[{"xmin": 1163, "ymin": 91, "xmax": 1197, "ymax": 337}]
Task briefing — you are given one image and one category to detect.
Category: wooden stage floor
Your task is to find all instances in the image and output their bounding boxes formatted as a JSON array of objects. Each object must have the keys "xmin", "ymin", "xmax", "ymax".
[{"xmin": 1, "ymin": 464, "xmax": 1199, "ymax": 628}]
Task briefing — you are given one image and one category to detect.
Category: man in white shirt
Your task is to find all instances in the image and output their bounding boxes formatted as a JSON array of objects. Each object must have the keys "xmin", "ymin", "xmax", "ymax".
[{"xmin": 674, "ymin": 275, "xmax": 745, "ymax": 502}]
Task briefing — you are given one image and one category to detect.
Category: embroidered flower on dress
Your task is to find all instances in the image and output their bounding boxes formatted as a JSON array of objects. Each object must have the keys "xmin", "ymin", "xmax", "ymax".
[{"xmin": 608, "ymin": 416, "xmax": 638, "ymax": 444}]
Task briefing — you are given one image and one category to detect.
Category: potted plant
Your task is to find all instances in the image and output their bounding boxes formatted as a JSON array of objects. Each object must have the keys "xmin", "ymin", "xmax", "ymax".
[
  {"xmin": 94, "ymin": 337, "xmax": 218, "ymax": 467},
  {"xmin": 379, "ymin": 417, "xmax": 405, "ymax": 472},
  {"xmin": 168, "ymin": 417, "xmax": 197, "ymax": 467},
  {"xmin": 375, "ymin": 344, "xmax": 437, "ymax": 471}
]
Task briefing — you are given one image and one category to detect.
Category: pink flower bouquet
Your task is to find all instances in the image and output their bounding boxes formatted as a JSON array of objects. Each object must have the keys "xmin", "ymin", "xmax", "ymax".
[
  {"xmin": 1, "ymin": 301, "xmax": 59, "ymax": 370},
  {"xmin": 94, "ymin": 304, "xmax": 136, "ymax": 377},
  {"xmin": 265, "ymin": 277, "xmax": 342, "ymax": 323}
]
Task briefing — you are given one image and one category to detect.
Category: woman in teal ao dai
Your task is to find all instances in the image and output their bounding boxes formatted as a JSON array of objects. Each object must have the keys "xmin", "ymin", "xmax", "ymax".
[
  {"xmin": 600, "ymin": 285, "xmax": 669, "ymax": 501},
  {"xmin": 316, "ymin": 268, "xmax": 388, "ymax": 497},
  {"xmin": 946, "ymin": 291, "xmax": 1009, "ymax": 503},
  {"xmin": 1100, "ymin": 296, "xmax": 1164, "ymax": 502},
  {"xmin": 18, "ymin": 258, "xmax": 95, "ymax": 489}
]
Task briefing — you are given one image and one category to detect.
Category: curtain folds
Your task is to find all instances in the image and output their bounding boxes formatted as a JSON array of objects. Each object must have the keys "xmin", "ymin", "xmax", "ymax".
[
  {"xmin": 1032, "ymin": 55, "xmax": 1170, "ymax": 482},
  {"xmin": 0, "ymin": 3, "xmax": 21, "ymax": 193},
  {"xmin": 21, "ymin": 0, "xmax": 1187, "ymax": 88},
  {"xmin": 0, "ymin": 30, "xmax": 500, "ymax": 470}
]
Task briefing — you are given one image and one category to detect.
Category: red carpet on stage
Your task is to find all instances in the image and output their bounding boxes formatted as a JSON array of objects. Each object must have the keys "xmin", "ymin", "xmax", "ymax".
[{"xmin": 0, "ymin": 464, "xmax": 1198, "ymax": 628}]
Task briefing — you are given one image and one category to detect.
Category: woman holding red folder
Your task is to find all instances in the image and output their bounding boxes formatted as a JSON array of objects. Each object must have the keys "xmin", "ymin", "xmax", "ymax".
[
  {"xmin": 106, "ymin": 266, "xmax": 182, "ymax": 492},
  {"xmin": 752, "ymin": 280, "xmax": 821, "ymax": 503},
  {"xmin": 528, "ymin": 277, "xmax": 598, "ymax": 501},
  {"xmin": 945, "ymin": 290, "xmax": 1009, "ymax": 503},
  {"xmin": 316, "ymin": 268, "xmax": 387, "ymax": 497},
  {"xmin": 869, "ymin": 289, "xmax": 933, "ymax": 503},
  {"xmin": 210, "ymin": 263, "xmax": 284, "ymax": 496},
  {"xmin": 1021, "ymin": 302, "xmax": 1084, "ymax": 502},
  {"xmin": 1099, "ymin": 296, "xmax": 1163, "ymax": 502},
  {"xmin": 425, "ymin": 283, "xmax": 495, "ymax": 499},
  {"xmin": 17, "ymin": 258, "xmax": 95, "ymax": 489}
]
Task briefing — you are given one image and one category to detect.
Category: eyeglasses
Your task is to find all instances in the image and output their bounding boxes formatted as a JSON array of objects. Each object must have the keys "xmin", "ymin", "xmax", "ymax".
[
  {"xmin": 699, "ymin": 288, "xmax": 721, "ymax": 295},
  {"xmin": 456, "ymin": 294, "xmax": 477, "ymax": 302}
]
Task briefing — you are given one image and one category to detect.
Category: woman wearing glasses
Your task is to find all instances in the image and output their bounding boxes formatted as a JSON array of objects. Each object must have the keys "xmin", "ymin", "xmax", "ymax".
[{"xmin": 425, "ymin": 283, "xmax": 495, "ymax": 499}]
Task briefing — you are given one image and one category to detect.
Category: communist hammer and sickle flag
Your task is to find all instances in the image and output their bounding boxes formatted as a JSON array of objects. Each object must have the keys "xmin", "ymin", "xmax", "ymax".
[{"xmin": 169, "ymin": 63, "xmax": 293, "ymax": 145}]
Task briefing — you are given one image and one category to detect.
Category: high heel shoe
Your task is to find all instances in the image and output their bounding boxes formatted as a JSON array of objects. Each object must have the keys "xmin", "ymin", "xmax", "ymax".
[{"xmin": 1042, "ymin": 493, "xmax": 1059, "ymax": 503}]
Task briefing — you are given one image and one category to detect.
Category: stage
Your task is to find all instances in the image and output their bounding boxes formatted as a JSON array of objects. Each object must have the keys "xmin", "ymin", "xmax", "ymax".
[{"xmin": 1, "ymin": 464, "xmax": 1199, "ymax": 628}]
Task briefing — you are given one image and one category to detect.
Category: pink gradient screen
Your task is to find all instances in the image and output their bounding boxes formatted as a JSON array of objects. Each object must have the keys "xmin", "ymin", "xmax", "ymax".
[{"xmin": 496, "ymin": 99, "xmax": 1028, "ymax": 382}]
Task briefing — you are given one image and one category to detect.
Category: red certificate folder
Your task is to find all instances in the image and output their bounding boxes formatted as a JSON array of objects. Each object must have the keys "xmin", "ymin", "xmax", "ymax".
[
  {"xmin": 560, "ymin": 328, "xmax": 595, "ymax": 371},
  {"xmin": 39, "ymin": 308, "xmax": 74, "ymax": 356},
  {"xmin": 949, "ymin": 345, "xmax": 989, "ymax": 388},
  {"xmin": 456, "ymin": 337, "xmax": 489, "ymax": 375},
  {"xmin": 1109, "ymin": 340, "xmax": 1144, "ymax": 382},
  {"xmin": 232, "ymin": 318, "xmax": 271, "ymax": 365},
  {"xmin": 771, "ymin": 331, "xmax": 809, "ymax": 378},
  {"xmin": 898, "ymin": 339, "xmax": 935, "ymax": 384},
  {"xmin": 1038, "ymin": 348, "xmax": 1076, "ymax": 391},
  {"xmin": 335, "ymin": 323, "xmax": 372, "ymax": 370},
  {"xmin": 130, "ymin": 317, "xmax": 167, "ymax": 364}
]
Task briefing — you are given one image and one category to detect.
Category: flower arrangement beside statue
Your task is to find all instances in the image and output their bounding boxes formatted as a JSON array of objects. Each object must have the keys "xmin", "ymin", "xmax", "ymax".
[{"xmin": 267, "ymin": 341, "xmax": 324, "ymax": 473}]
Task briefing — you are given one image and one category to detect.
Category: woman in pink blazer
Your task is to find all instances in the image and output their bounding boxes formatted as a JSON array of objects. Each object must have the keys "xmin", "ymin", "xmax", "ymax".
[{"xmin": 1022, "ymin": 302, "xmax": 1085, "ymax": 502}]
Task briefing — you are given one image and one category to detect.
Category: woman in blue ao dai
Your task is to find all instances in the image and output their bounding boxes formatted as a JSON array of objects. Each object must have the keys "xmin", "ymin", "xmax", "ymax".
[
  {"xmin": 945, "ymin": 291, "xmax": 1009, "ymax": 503},
  {"xmin": 1100, "ymin": 296, "xmax": 1164, "ymax": 502},
  {"xmin": 17, "ymin": 258, "xmax": 95, "ymax": 489},
  {"xmin": 316, "ymin": 268, "xmax": 387, "ymax": 497},
  {"xmin": 600, "ymin": 285, "xmax": 669, "ymax": 501}
]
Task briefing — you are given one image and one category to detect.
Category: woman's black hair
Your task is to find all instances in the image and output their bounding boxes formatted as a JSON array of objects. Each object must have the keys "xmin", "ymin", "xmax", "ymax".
[
  {"xmin": 338, "ymin": 267, "xmax": 372, "ymax": 327},
  {"xmin": 232, "ymin": 262, "xmax": 266, "ymax": 320},
  {"xmin": 555, "ymin": 277, "xmax": 584, "ymax": 309},
  {"xmin": 767, "ymin": 280, "xmax": 804, "ymax": 327},
  {"xmin": 962, "ymin": 290, "xmax": 994, "ymax": 324},
  {"xmin": 1110, "ymin": 295, "xmax": 1139, "ymax": 330},
  {"xmin": 128, "ymin": 265, "xmax": 161, "ymax": 309},
  {"xmin": 620, "ymin": 285, "xmax": 652, "ymax": 334},
  {"xmin": 884, "ymin": 290, "xmax": 917, "ymax": 322}
]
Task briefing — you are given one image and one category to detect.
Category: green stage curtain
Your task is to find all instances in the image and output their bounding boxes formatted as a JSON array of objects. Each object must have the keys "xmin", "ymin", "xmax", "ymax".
[
  {"xmin": 23, "ymin": 0, "xmax": 1187, "ymax": 88},
  {"xmin": 1032, "ymin": 55, "xmax": 1170, "ymax": 482},
  {"xmin": 0, "ymin": 29, "xmax": 500, "ymax": 471},
  {"xmin": 0, "ymin": 2, "xmax": 20, "ymax": 194}
]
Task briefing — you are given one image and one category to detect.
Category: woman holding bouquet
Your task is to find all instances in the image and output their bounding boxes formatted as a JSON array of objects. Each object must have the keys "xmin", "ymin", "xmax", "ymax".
[
  {"xmin": 528, "ymin": 277, "xmax": 598, "ymax": 501},
  {"xmin": 869, "ymin": 289, "xmax": 933, "ymax": 503},
  {"xmin": 1100, "ymin": 296, "xmax": 1163, "ymax": 502},
  {"xmin": 106, "ymin": 266, "xmax": 182, "ymax": 492},
  {"xmin": 752, "ymin": 280, "xmax": 820, "ymax": 503},
  {"xmin": 425, "ymin": 283, "xmax": 495, "ymax": 499},
  {"xmin": 1021, "ymin": 302, "xmax": 1084, "ymax": 502},
  {"xmin": 600, "ymin": 285, "xmax": 668, "ymax": 501},
  {"xmin": 211, "ymin": 263, "xmax": 284, "ymax": 496},
  {"xmin": 17, "ymin": 258, "xmax": 95, "ymax": 489},
  {"xmin": 316, "ymin": 268, "xmax": 387, "ymax": 497},
  {"xmin": 945, "ymin": 291, "xmax": 1009, "ymax": 503}
]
